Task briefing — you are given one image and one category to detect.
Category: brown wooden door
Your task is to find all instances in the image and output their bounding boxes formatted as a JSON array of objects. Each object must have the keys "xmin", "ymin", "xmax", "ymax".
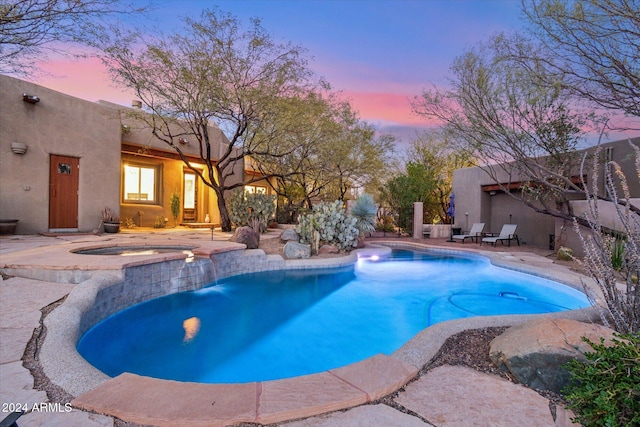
[{"xmin": 49, "ymin": 154, "xmax": 79, "ymax": 229}]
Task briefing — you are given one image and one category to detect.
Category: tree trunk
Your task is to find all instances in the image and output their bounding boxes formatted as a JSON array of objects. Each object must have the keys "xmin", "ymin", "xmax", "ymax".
[{"xmin": 216, "ymin": 191, "xmax": 232, "ymax": 231}]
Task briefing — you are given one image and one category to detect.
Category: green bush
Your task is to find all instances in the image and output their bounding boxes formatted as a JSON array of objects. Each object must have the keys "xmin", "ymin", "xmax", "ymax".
[
  {"xmin": 296, "ymin": 200, "xmax": 358, "ymax": 253},
  {"xmin": 610, "ymin": 237, "xmax": 626, "ymax": 271},
  {"xmin": 563, "ymin": 333, "xmax": 640, "ymax": 427},
  {"xmin": 350, "ymin": 194, "xmax": 378, "ymax": 236},
  {"xmin": 227, "ymin": 189, "xmax": 276, "ymax": 232}
]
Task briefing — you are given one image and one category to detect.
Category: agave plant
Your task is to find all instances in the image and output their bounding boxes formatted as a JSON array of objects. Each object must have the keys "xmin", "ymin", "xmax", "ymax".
[{"xmin": 350, "ymin": 194, "xmax": 378, "ymax": 236}]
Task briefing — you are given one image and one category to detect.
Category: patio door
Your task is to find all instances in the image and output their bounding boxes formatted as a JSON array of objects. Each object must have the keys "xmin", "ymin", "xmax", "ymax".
[
  {"xmin": 183, "ymin": 172, "xmax": 197, "ymax": 222},
  {"xmin": 49, "ymin": 154, "xmax": 79, "ymax": 230}
]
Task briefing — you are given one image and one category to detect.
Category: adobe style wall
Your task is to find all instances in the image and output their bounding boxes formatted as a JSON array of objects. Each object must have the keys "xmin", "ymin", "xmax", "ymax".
[
  {"xmin": 452, "ymin": 137, "xmax": 640, "ymax": 254},
  {"xmin": 0, "ymin": 75, "xmax": 121, "ymax": 234}
]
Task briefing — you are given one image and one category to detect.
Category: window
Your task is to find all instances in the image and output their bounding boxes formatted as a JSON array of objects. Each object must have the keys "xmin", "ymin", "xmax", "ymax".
[{"xmin": 123, "ymin": 164, "xmax": 158, "ymax": 203}]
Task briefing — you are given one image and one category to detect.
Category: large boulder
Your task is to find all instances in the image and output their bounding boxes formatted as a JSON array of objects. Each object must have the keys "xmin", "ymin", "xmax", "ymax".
[
  {"xmin": 489, "ymin": 318, "xmax": 617, "ymax": 393},
  {"xmin": 280, "ymin": 228, "xmax": 299, "ymax": 243},
  {"xmin": 283, "ymin": 241, "xmax": 311, "ymax": 259},
  {"xmin": 229, "ymin": 226, "xmax": 260, "ymax": 249}
]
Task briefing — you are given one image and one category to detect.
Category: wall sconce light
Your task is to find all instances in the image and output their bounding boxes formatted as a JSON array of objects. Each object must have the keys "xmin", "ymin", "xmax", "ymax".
[
  {"xmin": 11, "ymin": 142, "xmax": 28, "ymax": 154},
  {"xmin": 121, "ymin": 124, "xmax": 131, "ymax": 134},
  {"xmin": 22, "ymin": 93, "xmax": 40, "ymax": 104},
  {"xmin": 489, "ymin": 191, "xmax": 497, "ymax": 196},
  {"xmin": 178, "ymin": 137, "xmax": 189, "ymax": 145}
]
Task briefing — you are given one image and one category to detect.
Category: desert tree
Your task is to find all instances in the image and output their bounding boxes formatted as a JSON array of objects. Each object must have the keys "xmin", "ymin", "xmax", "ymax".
[
  {"xmin": 98, "ymin": 8, "xmax": 316, "ymax": 231},
  {"xmin": 254, "ymin": 90, "xmax": 394, "ymax": 222},
  {"xmin": 522, "ymin": 0, "xmax": 640, "ymax": 122},
  {"xmin": 412, "ymin": 33, "xmax": 604, "ymax": 227},
  {"xmin": 0, "ymin": 0, "xmax": 146, "ymax": 76}
]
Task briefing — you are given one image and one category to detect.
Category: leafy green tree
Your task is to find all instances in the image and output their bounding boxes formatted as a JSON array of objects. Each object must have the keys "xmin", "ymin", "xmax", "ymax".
[
  {"xmin": 98, "ymin": 8, "xmax": 315, "ymax": 231},
  {"xmin": 406, "ymin": 131, "xmax": 475, "ymax": 223},
  {"xmin": 379, "ymin": 162, "xmax": 439, "ymax": 232}
]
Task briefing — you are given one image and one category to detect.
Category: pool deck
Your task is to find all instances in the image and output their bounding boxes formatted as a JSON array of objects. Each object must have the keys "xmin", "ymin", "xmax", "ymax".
[{"xmin": 0, "ymin": 229, "xmax": 598, "ymax": 426}]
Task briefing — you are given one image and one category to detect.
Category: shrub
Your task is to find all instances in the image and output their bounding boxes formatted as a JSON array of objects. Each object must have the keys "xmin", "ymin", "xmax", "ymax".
[
  {"xmin": 170, "ymin": 192, "xmax": 180, "ymax": 226},
  {"xmin": 153, "ymin": 215, "xmax": 166, "ymax": 228},
  {"xmin": 122, "ymin": 217, "xmax": 136, "ymax": 229},
  {"xmin": 296, "ymin": 200, "xmax": 358, "ymax": 253},
  {"xmin": 610, "ymin": 236, "xmax": 625, "ymax": 271},
  {"xmin": 575, "ymin": 142, "xmax": 639, "ymax": 333},
  {"xmin": 563, "ymin": 333, "xmax": 640, "ymax": 427},
  {"xmin": 227, "ymin": 189, "xmax": 276, "ymax": 232},
  {"xmin": 350, "ymin": 194, "xmax": 377, "ymax": 236},
  {"xmin": 376, "ymin": 214, "xmax": 396, "ymax": 232}
]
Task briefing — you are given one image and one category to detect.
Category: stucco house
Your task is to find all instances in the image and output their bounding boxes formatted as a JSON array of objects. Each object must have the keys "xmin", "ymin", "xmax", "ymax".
[
  {"xmin": 0, "ymin": 74, "xmax": 272, "ymax": 234},
  {"xmin": 451, "ymin": 137, "xmax": 640, "ymax": 255}
]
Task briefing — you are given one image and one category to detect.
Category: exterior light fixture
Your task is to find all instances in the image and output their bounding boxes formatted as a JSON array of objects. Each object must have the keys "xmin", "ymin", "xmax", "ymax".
[
  {"xmin": 22, "ymin": 93, "xmax": 40, "ymax": 104},
  {"xmin": 489, "ymin": 191, "xmax": 497, "ymax": 196},
  {"xmin": 178, "ymin": 137, "xmax": 189, "ymax": 145},
  {"xmin": 11, "ymin": 142, "xmax": 28, "ymax": 154}
]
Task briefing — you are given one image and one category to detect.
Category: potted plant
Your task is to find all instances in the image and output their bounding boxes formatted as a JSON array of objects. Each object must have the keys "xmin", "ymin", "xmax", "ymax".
[{"xmin": 102, "ymin": 207, "xmax": 121, "ymax": 233}]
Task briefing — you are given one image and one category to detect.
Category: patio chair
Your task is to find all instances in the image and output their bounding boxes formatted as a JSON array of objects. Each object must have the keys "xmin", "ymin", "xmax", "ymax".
[
  {"xmin": 481, "ymin": 224, "xmax": 520, "ymax": 246},
  {"xmin": 452, "ymin": 223, "xmax": 485, "ymax": 243}
]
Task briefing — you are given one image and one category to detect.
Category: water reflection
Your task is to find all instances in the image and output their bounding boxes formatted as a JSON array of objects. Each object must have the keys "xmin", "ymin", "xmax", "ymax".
[{"xmin": 182, "ymin": 317, "xmax": 200, "ymax": 343}]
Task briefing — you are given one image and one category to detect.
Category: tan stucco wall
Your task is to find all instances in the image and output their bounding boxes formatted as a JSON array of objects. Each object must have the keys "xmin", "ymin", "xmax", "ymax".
[
  {"xmin": 0, "ymin": 75, "xmax": 121, "ymax": 234},
  {"xmin": 110, "ymin": 103, "xmax": 239, "ymax": 228},
  {"xmin": 452, "ymin": 137, "xmax": 640, "ymax": 253},
  {"xmin": 452, "ymin": 167, "xmax": 554, "ymax": 249}
]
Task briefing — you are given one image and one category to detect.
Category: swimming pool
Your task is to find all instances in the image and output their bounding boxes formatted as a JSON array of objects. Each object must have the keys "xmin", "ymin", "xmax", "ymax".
[{"xmin": 77, "ymin": 248, "xmax": 590, "ymax": 383}]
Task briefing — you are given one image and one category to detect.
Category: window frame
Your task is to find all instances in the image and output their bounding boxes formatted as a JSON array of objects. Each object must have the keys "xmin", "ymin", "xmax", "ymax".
[{"xmin": 122, "ymin": 162, "xmax": 161, "ymax": 205}]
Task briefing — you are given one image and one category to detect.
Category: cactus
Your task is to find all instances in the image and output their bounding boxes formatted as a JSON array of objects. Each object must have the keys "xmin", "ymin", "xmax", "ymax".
[
  {"xmin": 296, "ymin": 200, "xmax": 359, "ymax": 252},
  {"xmin": 227, "ymin": 188, "xmax": 276, "ymax": 232}
]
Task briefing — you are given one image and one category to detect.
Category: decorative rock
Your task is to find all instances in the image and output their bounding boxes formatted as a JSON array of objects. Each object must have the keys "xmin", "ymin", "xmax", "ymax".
[
  {"xmin": 557, "ymin": 246, "xmax": 573, "ymax": 261},
  {"xmin": 396, "ymin": 365, "xmax": 556, "ymax": 426},
  {"xmin": 281, "ymin": 228, "xmax": 299, "ymax": 242},
  {"xmin": 284, "ymin": 241, "xmax": 311, "ymax": 259},
  {"xmin": 318, "ymin": 244, "xmax": 340, "ymax": 255},
  {"xmin": 230, "ymin": 226, "xmax": 260, "ymax": 249},
  {"xmin": 489, "ymin": 318, "xmax": 617, "ymax": 393}
]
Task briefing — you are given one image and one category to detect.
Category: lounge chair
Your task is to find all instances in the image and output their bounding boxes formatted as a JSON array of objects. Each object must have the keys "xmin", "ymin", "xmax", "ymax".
[
  {"xmin": 452, "ymin": 223, "xmax": 485, "ymax": 243},
  {"xmin": 481, "ymin": 224, "xmax": 520, "ymax": 246}
]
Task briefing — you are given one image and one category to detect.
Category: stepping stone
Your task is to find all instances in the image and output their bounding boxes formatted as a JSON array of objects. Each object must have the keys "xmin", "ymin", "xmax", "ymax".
[
  {"xmin": 282, "ymin": 403, "xmax": 428, "ymax": 426},
  {"xmin": 395, "ymin": 365, "xmax": 557, "ymax": 427}
]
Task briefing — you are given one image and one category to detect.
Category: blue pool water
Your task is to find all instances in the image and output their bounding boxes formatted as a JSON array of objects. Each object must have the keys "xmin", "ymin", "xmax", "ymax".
[{"xmin": 77, "ymin": 248, "xmax": 590, "ymax": 383}]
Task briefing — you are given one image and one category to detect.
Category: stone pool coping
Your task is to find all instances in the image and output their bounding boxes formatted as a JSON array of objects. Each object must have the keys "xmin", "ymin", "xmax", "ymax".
[{"xmin": 3, "ymin": 235, "xmax": 601, "ymax": 426}]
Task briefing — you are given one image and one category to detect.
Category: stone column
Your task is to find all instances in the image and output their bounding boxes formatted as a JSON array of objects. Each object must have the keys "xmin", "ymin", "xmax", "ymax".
[{"xmin": 413, "ymin": 202, "xmax": 423, "ymax": 239}]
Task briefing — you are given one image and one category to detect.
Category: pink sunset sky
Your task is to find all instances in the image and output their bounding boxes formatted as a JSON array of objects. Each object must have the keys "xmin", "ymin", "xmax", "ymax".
[{"xmin": 25, "ymin": 0, "xmax": 535, "ymax": 147}]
